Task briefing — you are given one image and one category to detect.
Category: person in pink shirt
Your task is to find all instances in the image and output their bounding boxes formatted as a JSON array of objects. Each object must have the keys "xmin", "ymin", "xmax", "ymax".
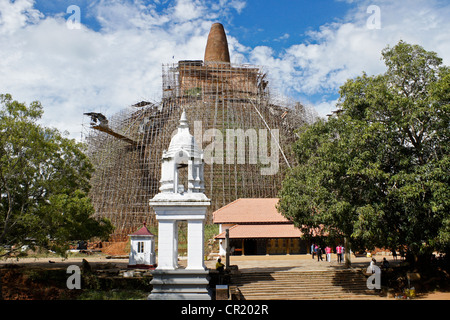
[
  {"xmin": 325, "ymin": 246, "xmax": 332, "ymax": 262},
  {"xmin": 336, "ymin": 244, "xmax": 343, "ymax": 263}
]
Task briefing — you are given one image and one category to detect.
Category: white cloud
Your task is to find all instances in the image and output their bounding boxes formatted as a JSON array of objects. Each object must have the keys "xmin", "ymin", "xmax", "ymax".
[
  {"xmin": 0, "ymin": 0, "xmax": 43, "ymax": 34},
  {"xmin": 243, "ymin": 0, "xmax": 450, "ymax": 117},
  {"xmin": 229, "ymin": 0, "xmax": 246, "ymax": 14},
  {"xmin": 274, "ymin": 33, "xmax": 289, "ymax": 42},
  {"xmin": 0, "ymin": 0, "xmax": 245, "ymax": 138},
  {"xmin": 171, "ymin": 0, "xmax": 205, "ymax": 22},
  {"xmin": 313, "ymin": 99, "xmax": 340, "ymax": 119}
]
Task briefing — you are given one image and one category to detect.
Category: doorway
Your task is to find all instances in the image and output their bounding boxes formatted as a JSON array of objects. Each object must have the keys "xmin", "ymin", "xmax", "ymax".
[{"xmin": 243, "ymin": 239, "xmax": 267, "ymax": 255}]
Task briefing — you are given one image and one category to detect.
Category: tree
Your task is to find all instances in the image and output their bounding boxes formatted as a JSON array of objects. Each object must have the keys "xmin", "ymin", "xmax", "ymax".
[
  {"xmin": 278, "ymin": 41, "xmax": 449, "ymax": 266},
  {"xmin": 0, "ymin": 94, "xmax": 114, "ymax": 257}
]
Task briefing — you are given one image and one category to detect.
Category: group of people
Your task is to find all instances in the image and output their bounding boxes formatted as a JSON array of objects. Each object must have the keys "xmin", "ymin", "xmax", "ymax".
[
  {"xmin": 311, "ymin": 243, "xmax": 345, "ymax": 263},
  {"xmin": 368, "ymin": 257, "xmax": 390, "ymax": 273}
]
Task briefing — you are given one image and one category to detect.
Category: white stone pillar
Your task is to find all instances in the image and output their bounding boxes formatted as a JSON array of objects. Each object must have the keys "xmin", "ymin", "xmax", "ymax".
[
  {"xmin": 186, "ymin": 219, "xmax": 205, "ymax": 270},
  {"xmin": 156, "ymin": 219, "xmax": 178, "ymax": 270},
  {"xmin": 218, "ymin": 224, "xmax": 226, "ymax": 256},
  {"xmin": 173, "ymin": 220, "xmax": 179, "ymax": 268}
]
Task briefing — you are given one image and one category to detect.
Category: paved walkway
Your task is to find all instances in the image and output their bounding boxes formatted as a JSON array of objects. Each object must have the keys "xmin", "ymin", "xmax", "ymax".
[
  {"xmin": 0, "ymin": 253, "xmax": 396, "ymax": 271},
  {"xmin": 205, "ymin": 253, "xmax": 399, "ymax": 272}
]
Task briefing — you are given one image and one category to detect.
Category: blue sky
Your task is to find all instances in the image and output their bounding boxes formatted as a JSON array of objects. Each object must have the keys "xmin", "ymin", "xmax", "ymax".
[
  {"xmin": 1, "ymin": 0, "xmax": 450, "ymax": 139},
  {"xmin": 227, "ymin": 0, "xmax": 350, "ymax": 48}
]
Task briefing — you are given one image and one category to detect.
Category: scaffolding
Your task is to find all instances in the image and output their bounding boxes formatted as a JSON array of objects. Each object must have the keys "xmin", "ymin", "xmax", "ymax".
[{"xmin": 84, "ymin": 60, "xmax": 312, "ymax": 241}]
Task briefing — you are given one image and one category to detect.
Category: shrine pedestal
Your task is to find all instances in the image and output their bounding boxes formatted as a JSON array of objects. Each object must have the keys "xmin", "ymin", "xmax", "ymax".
[
  {"xmin": 148, "ymin": 269, "xmax": 211, "ymax": 300},
  {"xmin": 147, "ymin": 111, "xmax": 211, "ymax": 300}
]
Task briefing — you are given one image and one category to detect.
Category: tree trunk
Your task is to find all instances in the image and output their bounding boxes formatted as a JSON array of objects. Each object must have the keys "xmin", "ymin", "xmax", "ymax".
[{"xmin": 344, "ymin": 237, "xmax": 351, "ymax": 268}]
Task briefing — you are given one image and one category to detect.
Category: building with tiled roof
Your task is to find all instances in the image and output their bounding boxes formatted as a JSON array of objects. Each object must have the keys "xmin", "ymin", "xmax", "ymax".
[
  {"xmin": 213, "ymin": 198, "xmax": 309, "ymax": 255},
  {"xmin": 128, "ymin": 223, "xmax": 156, "ymax": 269}
]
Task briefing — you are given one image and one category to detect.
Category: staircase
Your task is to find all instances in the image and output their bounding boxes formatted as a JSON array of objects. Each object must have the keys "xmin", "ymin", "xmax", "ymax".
[{"xmin": 231, "ymin": 269, "xmax": 384, "ymax": 300}]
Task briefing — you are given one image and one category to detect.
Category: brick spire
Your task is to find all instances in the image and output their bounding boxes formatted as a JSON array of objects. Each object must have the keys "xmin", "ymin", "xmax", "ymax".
[{"xmin": 204, "ymin": 23, "xmax": 230, "ymax": 63}]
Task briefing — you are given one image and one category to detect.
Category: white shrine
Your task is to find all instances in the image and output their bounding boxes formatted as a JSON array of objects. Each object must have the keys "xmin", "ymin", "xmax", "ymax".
[
  {"xmin": 128, "ymin": 222, "xmax": 156, "ymax": 269},
  {"xmin": 148, "ymin": 110, "xmax": 211, "ymax": 300}
]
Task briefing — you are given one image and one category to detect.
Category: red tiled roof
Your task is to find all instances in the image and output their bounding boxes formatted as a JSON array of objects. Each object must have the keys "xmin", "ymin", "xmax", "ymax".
[
  {"xmin": 215, "ymin": 224, "xmax": 303, "ymax": 239},
  {"xmin": 129, "ymin": 224, "xmax": 154, "ymax": 237},
  {"xmin": 213, "ymin": 198, "xmax": 289, "ymax": 224}
]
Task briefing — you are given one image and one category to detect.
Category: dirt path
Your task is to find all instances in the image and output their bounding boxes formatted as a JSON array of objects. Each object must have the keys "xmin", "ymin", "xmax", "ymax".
[{"xmin": 416, "ymin": 291, "xmax": 450, "ymax": 300}]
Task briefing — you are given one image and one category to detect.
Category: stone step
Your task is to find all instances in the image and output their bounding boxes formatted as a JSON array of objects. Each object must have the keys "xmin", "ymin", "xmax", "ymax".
[
  {"xmin": 238, "ymin": 290, "xmax": 376, "ymax": 296},
  {"xmin": 238, "ymin": 282, "xmax": 371, "ymax": 287},
  {"xmin": 238, "ymin": 292, "xmax": 374, "ymax": 298},
  {"xmin": 238, "ymin": 289, "xmax": 373, "ymax": 296},
  {"xmin": 237, "ymin": 272, "xmax": 365, "ymax": 279},
  {"xmin": 151, "ymin": 277, "xmax": 210, "ymax": 285},
  {"xmin": 238, "ymin": 295, "xmax": 382, "ymax": 300},
  {"xmin": 151, "ymin": 287, "xmax": 210, "ymax": 293},
  {"xmin": 237, "ymin": 272, "xmax": 363, "ymax": 278},
  {"xmin": 232, "ymin": 270, "xmax": 380, "ymax": 300},
  {"xmin": 238, "ymin": 294, "xmax": 380, "ymax": 300},
  {"xmin": 149, "ymin": 292, "xmax": 212, "ymax": 300},
  {"xmin": 236, "ymin": 277, "xmax": 367, "ymax": 285},
  {"xmin": 239, "ymin": 277, "xmax": 358, "ymax": 280},
  {"xmin": 237, "ymin": 285, "xmax": 371, "ymax": 292},
  {"xmin": 236, "ymin": 288, "xmax": 380, "ymax": 299},
  {"xmin": 236, "ymin": 286, "xmax": 369, "ymax": 293},
  {"xmin": 234, "ymin": 281, "xmax": 366, "ymax": 288},
  {"xmin": 238, "ymin": 278, "xmax": 367, "ymax": 282},
  {"xmin": 238, "ymin": 272, "xmax": 361, "ymax": 277}
]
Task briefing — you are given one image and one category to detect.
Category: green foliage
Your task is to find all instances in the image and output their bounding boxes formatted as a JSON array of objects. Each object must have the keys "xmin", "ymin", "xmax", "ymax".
[
  {"xmin": 278, "ymin": 41, "xmax": 449, "ymax": 258},
  {"xmin": 0, "ymin": 94, "xmax": 114, "ymax": 257},
  {"xmin": 77, "ymin": 289, "xmax": 148, "ymax": 300}
]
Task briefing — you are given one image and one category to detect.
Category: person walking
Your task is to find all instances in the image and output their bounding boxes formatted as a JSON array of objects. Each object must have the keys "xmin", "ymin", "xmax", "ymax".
[
  {"xmin": 369, "ymin": 258, "xmax": 377, "ymax": 273},
  {"xmin": 317, "ymin": 245, "xmax": 323, "ymax": 261},
  {"xmin": 336, "ymin": 244, "xmax": 342, "ymax": 263},
  {"xmin": 311, "ymin": 243, "xmax": 316, "ymax": 259},
  {"xmin": 325, "ymin": 246, "xmax": 331, "ymax": 262}
]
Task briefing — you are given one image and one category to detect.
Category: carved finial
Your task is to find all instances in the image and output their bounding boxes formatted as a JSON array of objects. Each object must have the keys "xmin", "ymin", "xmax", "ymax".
[{"xmin": 179, "ymin": 109, "xmax": 188, "ymax": 129}]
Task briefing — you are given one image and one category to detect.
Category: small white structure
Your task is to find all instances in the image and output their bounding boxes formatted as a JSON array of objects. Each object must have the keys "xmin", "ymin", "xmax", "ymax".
[
  {"xmin": 128, "ymin": 223, "xmax": 156, "ymax": 269},
  {"xmin": 148, "ymin": 110, "xmax": 211, "ymax": 300}
]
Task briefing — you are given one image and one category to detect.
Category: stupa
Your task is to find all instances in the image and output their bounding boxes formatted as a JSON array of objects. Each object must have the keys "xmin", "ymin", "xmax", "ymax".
[{"xmin": 84, "ymin": 22, "xmax": 308, "ymax": 241}]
